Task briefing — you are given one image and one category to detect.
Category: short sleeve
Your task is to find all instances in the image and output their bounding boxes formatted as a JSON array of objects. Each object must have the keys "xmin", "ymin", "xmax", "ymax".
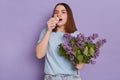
[
  {"xmin": 37, "ymin": 28, "xmax": 47, "ymax": 43},
  {"xmin": 71, "ymin": 30, "xmax": 80, "ymax": 37}
]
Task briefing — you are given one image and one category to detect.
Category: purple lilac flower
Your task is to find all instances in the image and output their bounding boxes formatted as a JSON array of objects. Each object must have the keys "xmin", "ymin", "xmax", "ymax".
[
  {"xmin": 75, "ymin": 33, "xmax": 85, "ymax": 50},
  {"xmin": 76, "ymin": 33, "xmax": 84, "ymax": 41},
  {"xmin": 83, "ymin": 37, "xmax": 88, "ymax": 42},
  {"xmin": 85, "ymin": 33, "xmax": 98, "ymax": 43},
  {"xmin": 69, "ymin": 37, "xmax": 76, "ymax": 46},
  {"xmin": 94, "ymin": 39, "xmax": 106, "ymax": 59},
  {"xmin": 94, "ymin": 50, "xmax": 100, "ymax": 58},
  {"xmin": 61, "ymin": 42, "xmax": 74, "ymax": 55},
  {"xmin": 92, "ymin": 33, "xmax": 98, "ymax": 39},
  {"xmin": 76, "ymin": 43, "xmax": 83, "ymax": 50},
  {"xmin": 59, "ymin": 33, "xmax": 106, "ymax": 64},
  {"xmin": 95, "ymin": 39, "xmax": 107, "ymax": 48},
  {"xmin": 61, "ymin": 42, "xmax": 68, "ymax": 47},
  {"xmin": 87, "ymin": 36, "xmax": 93, "ymax": 43},
  {"xmin": 67, "ymin": 51, "xmax": 75, "ymax": 55},
  {"xmin": 70, "ymin": 54, "xmax": 74, "ymax": 61},
  {"xmin": 63, "ymin": 33, "xmax": 73, "ymax": 42},
  {"xmin": 90, "ymin": 60, "xmax": 96, "ymax": 64}
]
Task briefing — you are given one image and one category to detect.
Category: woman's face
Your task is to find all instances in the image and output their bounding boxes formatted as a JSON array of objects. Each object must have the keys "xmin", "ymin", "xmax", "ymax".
[{"xmin": 53, "ymin": 5, "xmax": 68, "ymax": 27}]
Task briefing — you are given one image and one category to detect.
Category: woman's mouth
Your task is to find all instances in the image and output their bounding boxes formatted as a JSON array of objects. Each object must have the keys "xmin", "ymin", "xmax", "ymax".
[{"xmin": 59, "ymin": 19, "xmax": 62, "ymax": 21}]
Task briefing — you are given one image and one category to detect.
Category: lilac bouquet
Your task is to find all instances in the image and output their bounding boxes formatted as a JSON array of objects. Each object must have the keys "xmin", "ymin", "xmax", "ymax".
[{"xmin": 58, "ymin": 33, "xmax": 106, "ymax": 64}]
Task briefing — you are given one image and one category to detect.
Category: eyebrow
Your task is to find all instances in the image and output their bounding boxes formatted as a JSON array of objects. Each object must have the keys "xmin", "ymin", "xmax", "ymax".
[{"xmin": 55, "ymin": 10, "xmax": 66, "ymax": 12}]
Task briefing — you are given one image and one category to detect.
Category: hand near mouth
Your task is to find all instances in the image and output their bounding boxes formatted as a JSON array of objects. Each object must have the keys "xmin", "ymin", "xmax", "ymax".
[{"xmin": 47, "ymin": 17, "xmax": 60, "ymax": 31}]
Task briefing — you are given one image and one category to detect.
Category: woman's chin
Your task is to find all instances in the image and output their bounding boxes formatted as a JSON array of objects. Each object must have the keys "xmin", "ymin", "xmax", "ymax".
[{"xmin": 57, "ymin": 23, "xmax": 65, "ymax": 27}]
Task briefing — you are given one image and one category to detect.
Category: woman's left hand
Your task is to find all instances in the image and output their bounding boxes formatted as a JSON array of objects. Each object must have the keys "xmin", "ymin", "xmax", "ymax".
[{"xmin": 75, "ymin": 63, "xmax": 85, "ymax": 70}]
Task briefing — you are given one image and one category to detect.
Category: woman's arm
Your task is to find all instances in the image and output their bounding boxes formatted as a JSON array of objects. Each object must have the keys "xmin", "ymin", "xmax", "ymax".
[
  {"xmin": 35, "ymin": 17, "xmax": 59, "ymax": 59},
  {"xmin": 35, "ymin": 30, "xmax": 51, "ymax": 59}
]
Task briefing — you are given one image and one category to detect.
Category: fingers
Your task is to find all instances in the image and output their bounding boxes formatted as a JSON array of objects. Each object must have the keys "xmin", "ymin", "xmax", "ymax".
[
  {"xmin": 49, "ymin": 17, "xmax": 59, "ymax": 24},
  {"xmin": 47, "ymin": 17, "xmax": 59, "ymax": 30},
  {"xmin": 47, "ymin": 18, "xmax": 56, "ymax": 27}
]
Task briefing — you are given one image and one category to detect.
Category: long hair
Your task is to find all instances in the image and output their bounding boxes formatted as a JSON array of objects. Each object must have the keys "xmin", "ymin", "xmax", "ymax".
[{"xmin": 52, "ymin": 3, "xmax": 77, "ymax": 33}]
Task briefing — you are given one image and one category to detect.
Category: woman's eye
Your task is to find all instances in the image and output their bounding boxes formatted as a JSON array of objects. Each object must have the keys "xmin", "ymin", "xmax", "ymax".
[
  {"xmin": 62, "ymin": 12, "xmax": 66, "ymax": 14},
  {"xmin": 54, "ymin": 11, "xmax": 58, "ymax": 14},
  {"xmin": 54, "ymin": 12, "xmax": 57, "ymax": 14}
]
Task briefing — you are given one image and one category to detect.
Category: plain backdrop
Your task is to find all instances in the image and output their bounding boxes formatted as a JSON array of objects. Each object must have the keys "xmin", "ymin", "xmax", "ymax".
[{"xmin": 0, "ymin": 0, "xmax": 120, "ymax": 80}]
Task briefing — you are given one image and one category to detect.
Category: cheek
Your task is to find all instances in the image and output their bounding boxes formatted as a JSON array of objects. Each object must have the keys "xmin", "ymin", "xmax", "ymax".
[
  {"xmin": 53, "ymin": 14, "xmax": 57, "ymax": 17},
  {"xmin": 64, "ymin": 16, "xmax": 68, "ymax": 23}
]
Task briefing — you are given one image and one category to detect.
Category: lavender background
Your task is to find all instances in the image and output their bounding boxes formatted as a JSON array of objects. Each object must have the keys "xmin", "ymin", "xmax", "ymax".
[{"xmin": 0, "ymin": 0, "xmax": 120, "ymax": 80}]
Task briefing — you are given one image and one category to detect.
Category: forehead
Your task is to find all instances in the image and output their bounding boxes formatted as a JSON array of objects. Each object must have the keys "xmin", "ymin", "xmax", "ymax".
[{"xmin": 55, "ymin": 5, "xmax": 66, "ymax": 11}]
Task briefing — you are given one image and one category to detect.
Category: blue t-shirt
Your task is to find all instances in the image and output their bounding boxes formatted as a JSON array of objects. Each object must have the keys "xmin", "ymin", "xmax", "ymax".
[{"xmin": 38, "ymin": 28, "xmax": 80, "ymax": 75}]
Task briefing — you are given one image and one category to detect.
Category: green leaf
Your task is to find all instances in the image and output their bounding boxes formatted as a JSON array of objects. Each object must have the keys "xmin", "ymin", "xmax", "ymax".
[
  {"xmin": 73, "ymin": 46, "xmax": 79, "ymax": 54},
  {"xmin": 64, "ymin": 55, "xmax": 69, "ymax": 60},
  {"xmin": 89, "ymin": 43, "xmax": 95, "ymax": 48},
  {"xmin": 83, "ymin": 47, "xmax": 88, "ymax": 56},
  {"xmin": 89, "ymin": 47, "xmax": 95, "ymax": 56},
  {"xmin": 82, "ymin": 55, "xmax": 90, "ymax": 63},
  {"xmin": 59, "ymin": 44, "xmax": 66, "ymax": 56},
  {"xmin": 76, "ymin": 55, "xmax": 83, "ymax": 63},
  {"xmin": 83, "ymin": 42, "xmax": 88, "ymax": 47},
  {"xmin": 77, "ymin": 50, "xmax": 81, "ymax": 55},
  {"xmin": 70, "ymin": 38, "xmax": 77, "ymax": 44},
  {"xmin": 58, "ymin": 44, "xmax": 71, "ymax": 60}
]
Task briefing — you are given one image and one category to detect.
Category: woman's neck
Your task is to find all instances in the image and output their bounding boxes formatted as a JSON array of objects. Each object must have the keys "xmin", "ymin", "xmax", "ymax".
[{"xmin": 57, "ymin": 26, "xmax": 65, "ymax": 33}]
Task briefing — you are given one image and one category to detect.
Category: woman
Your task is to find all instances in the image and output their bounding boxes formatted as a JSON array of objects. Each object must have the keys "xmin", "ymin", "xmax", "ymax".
[{"xmin": 36, "ymin": 3, "xmax": 84, "ymax": 80}]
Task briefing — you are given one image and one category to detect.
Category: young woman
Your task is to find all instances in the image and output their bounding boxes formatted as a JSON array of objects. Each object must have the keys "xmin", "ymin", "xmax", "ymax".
[{"xmin": 36, "ymin": 3, "xmax": 84, "ymax": 80}]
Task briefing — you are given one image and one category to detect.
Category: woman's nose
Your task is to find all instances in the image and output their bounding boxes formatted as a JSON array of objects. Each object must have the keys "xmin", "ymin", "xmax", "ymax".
[{"xmin": 57, "ymin": 13, "xmax": 61, "ymax": 17}]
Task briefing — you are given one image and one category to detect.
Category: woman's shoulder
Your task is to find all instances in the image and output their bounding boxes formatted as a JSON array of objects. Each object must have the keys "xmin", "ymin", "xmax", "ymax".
[
  {"xmin": 74, "ymin": 30, "xmax": 80, "ymax": 34},
  {"xmin": 41, "ymin": 27, "xmax": 47, "ymax": 32},
  {"xmin": 71, "ymin": 30, "xmax": 80, "ymax": 36},
  {"xmin": 39, "ymin": 27, "xmax": 47, "ymax": 35}
]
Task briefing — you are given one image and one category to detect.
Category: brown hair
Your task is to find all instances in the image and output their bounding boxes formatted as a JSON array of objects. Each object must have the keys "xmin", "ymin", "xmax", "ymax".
[{"xmin": 52, "ymin": 3, "xmax": 77, "ymax": 33}]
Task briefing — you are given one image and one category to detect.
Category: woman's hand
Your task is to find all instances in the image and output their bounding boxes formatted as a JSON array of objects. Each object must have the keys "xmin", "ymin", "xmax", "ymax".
[
  {"xmin": 47, "ymin": 17, "xmax": 59, "ymax": 32},
  {"xmin": 75, "ymin": 63, "xmax": 85, "ymax": 70}
]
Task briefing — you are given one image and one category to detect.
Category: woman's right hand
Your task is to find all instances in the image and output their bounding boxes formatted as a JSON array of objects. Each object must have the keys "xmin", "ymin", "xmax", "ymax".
[{"xmin": 47, "ymin": 17, "xmax": 59, "ymax": 32}]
